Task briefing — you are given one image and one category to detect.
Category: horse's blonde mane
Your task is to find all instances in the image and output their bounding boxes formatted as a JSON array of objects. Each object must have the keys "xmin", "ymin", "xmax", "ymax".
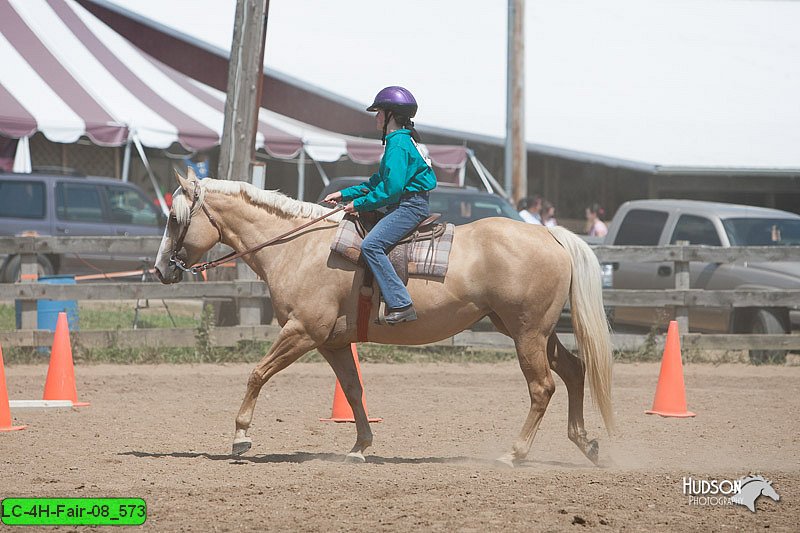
[{"xmin": 172, "ymin": 178, "xmax": 344, "ymax": 224}]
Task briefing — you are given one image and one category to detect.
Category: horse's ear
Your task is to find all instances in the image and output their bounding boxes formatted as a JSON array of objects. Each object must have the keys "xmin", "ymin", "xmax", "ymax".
[
  {"xmin": 174, "ymin": 169, "xmax": 191, "ymax": 192},
  {"xmin": 186, "ymin": 166, "xmax": 198, "ymax": 182}
]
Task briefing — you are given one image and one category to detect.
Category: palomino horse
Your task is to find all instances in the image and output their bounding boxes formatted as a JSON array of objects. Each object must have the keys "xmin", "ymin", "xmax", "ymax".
[{"xmin": 154, "ymin": 170, "xmax": 614, "ymax": 466}]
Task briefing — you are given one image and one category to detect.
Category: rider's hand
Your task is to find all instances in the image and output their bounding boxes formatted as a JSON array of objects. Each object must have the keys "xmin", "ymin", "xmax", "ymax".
[
  {"xmin": 343, "ymin": 201, "xmax": 357, "ymax": 214},
  {"xmin": 322, "ymin": 191, "xmax": 342, "ymax": 205}
]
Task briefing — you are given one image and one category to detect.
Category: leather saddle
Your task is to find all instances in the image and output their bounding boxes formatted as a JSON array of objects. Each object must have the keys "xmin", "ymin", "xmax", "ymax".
[{"xmin": 353, "ymin": 211, "xmax": 446, "ymax": 286}]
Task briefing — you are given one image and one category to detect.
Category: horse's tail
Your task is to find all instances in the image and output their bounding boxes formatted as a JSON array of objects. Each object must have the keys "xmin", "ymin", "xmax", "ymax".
[{"xmin": 547, "ymin": 226, "xmax": 615, "ymax": 432}]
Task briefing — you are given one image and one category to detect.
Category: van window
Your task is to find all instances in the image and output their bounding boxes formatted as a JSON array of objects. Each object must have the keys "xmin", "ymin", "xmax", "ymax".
[
  {"xmin": 56, "ymin": 183, "xmax": 104, "ymax": 222},
  {"xmin": 670, "ymin": 215, "xmax": 721, "ymax": 246},
  {"xmin": 106, "ymin": 185, "xmax": 160, "ymax": 226},
  {"xmin": 614, "ymin": 209, "xmax": 668, "ymax": 245},
  {"xmin": 0, "ymin": 180, "xmax": 45, "ymax": 219}
]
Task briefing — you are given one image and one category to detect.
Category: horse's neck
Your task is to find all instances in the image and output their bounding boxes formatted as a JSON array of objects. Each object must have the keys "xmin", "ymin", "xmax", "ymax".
[{"xmin": 208, "ymin": 193, "xmax": 320, "ymax": 280}]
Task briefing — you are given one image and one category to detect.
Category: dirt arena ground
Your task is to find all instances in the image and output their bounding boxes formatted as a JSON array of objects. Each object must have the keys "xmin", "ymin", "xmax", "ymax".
[{"xmin": 2, "ymin": 360, "xmax": 798, "ymax": 532}]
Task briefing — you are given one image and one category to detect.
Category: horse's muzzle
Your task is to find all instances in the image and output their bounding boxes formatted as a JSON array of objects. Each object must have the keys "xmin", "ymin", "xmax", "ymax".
[{"xmin": 154, "ymin": 265, "xmax": 182, "ymax": 284}]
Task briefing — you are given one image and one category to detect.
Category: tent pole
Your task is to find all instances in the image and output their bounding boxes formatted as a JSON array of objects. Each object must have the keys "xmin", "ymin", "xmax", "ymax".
[
  {"xmin": 311, "ymin": 156, "xmax": 330, "ymax": 187},
  {"xmin": 297, "ymin": 148, "xmax": 306, "ymax": 201},
  {"xmin": 473, "ymin": 153, "xmax": 509, "ymax": 200},
  {"xmin": 468, "ymin": 150, "xmax": 493, "ymax": 195},
  {"xmin": 133, "ymin": 135, "xmax": 168, "ymax": 216},
  {"xmin": 121, "ymin": 135, "xmax": 132, "ymax": 182}
]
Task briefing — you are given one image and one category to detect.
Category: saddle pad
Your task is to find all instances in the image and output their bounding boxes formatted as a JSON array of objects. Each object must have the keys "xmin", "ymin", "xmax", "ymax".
[{"xmin": 331, "ymin": 217, "xmax": 455, "ymax": 279}]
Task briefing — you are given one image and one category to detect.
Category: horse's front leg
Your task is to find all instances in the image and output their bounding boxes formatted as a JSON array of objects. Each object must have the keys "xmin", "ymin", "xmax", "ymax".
[
  {"xmin": 232, "ymin": 321, "xmax": 318, "ymax": 455},
  {"xmin": 318, "ymin": 345, "xmax": 373, "ymax": 463}
]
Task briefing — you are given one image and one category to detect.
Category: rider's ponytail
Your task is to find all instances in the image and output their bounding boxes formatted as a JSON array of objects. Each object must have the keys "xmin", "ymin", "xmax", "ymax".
[
  {"xmin": 396, "ymin": 115, "xmax": 421, "ymax": 142},
  {"xmin": 382, "ymin": 112, "xmax": 421, "ymax": 145}
]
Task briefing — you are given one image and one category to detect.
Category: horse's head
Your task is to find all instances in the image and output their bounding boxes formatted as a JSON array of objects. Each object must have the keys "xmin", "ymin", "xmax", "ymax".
[{"xmin": 154, "ymin": 168, "xmax": 222, "ymax": 284}]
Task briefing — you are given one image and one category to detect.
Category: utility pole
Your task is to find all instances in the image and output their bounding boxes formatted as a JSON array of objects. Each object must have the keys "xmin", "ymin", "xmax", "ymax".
[
  {"xmin": 504, "ymin": 0, "xmax": 526, "ymax": 204},
  {"xmin": 215, "ymin": 0, "xmax": 269, "ymax": 329},
  {"xmin": 217, "ymin": 0, "xmax": 269, "ymax": 183}
]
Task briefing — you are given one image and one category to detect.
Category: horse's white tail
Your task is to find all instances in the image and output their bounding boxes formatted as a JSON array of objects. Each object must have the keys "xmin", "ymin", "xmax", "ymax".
[{"xmin": 548, "ymin": 226, "xmax": 615, "ymax": 432}]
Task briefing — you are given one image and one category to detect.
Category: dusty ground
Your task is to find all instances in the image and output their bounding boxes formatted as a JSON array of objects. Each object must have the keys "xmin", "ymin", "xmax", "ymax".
[{"xmin": 2, "ymin": 361, "xmax": 798, "ymax": 532}]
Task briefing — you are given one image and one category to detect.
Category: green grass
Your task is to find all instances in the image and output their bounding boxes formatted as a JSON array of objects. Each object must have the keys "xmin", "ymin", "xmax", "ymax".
[
  {"xmin": 0, "ymin": 304, "xmax": 14, "ymax": 331},
  {"xmin": 302, "ymin": 344, "xmax": 518, "ymax": 364},
  {"xmin": 79, "ymin": 306, "xmax": 198, "ymax": 330},
  {"xmin": 1, "ymin": 302, "xmax": 208, "ymax": 364},
  {"xmin": 0, "ymin": 303, "xmax": 198, "ymax": 331}
]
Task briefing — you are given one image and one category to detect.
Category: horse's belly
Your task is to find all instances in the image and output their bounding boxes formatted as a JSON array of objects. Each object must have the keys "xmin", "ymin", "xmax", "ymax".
[{"xmin": 367, "ymin": 302, "xmax": 485, "ymax": 346}]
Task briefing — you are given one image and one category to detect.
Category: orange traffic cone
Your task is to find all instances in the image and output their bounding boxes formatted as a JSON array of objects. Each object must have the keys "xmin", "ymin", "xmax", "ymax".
[
  {"xmin": 321, "ymin": 344, "xmax": 382, "ymax": 423},
  {"xmin": 646, "ymin": 321, "xmax": 695, "ymax": 417},
  {"xmin": 42, "ymin": 312, "xmax": 89, "ymax": 407},
  {"xmin": 1, "ymin": 344, "xmax": 26, "ymax": 431}
]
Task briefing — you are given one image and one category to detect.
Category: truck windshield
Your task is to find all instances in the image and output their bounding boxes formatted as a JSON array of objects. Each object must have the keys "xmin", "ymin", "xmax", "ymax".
[{"xmin": 722, "ymin": 218, "xmax": 800, "ymax": 246}]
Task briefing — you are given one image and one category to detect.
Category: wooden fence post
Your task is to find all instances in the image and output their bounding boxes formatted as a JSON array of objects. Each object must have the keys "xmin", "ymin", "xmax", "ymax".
[
  {"xmin": 18, "ymin": 253, "xmax": 38, "ymax": 330},
  {"xmin": 674, "ymin": 240, "xmax": 690, "ymax": 336},
  {"xmin": 236, "ymin": 261, "xmax": 261, "ymax": 326}
]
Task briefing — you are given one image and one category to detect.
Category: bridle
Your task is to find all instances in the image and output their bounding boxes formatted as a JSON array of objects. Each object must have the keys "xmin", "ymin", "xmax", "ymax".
[
  {"xmin": 168, "ymin": 181, "xmax": 218, "ymax": 274},
  {"xmin": 168, "ymin": 181, "xmax": 344, "ymax": 275}
]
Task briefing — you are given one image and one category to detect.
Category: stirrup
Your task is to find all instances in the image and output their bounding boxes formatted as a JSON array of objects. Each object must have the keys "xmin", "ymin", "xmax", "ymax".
[{"xmin": 377, "ymin": 305, "xmax": 417, "ymax": 326}]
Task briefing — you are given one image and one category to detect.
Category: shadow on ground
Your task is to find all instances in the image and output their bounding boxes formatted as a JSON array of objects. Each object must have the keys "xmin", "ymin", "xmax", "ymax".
[{"xmin": 119, "ymin": 450, "xmax": 589, "ymax": 468}]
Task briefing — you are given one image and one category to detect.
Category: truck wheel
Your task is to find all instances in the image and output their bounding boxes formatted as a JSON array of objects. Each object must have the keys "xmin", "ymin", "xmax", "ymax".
[
  {"xmin": 1, "ymin": 254, "xmax": 55, "ymax": 283},
  {"xmin": 748, "ymin": 309, "xmax": 787, "ymax": 365}
]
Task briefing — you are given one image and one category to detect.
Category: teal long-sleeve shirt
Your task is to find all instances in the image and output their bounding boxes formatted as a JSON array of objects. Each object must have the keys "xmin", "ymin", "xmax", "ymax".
[{"xmin": 338, "ymin": 129, "xmax": 437, "ymax": 212}]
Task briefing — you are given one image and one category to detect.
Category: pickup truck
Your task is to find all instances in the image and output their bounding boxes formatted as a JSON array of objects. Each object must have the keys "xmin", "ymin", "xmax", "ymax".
[{"xmin": 604, "ymin": 199, "xmax": 800, "ymax": 363}]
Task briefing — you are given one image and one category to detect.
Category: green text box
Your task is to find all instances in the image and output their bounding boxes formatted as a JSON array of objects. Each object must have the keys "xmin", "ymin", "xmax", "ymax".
[{"xmin": 1, "ymin": 498, "xmax": 146, "ymax": 526}]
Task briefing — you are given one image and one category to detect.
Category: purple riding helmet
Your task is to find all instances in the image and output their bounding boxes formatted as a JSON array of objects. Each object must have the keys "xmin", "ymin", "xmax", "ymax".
[{"xmin": 367, "ymin": 86, "xmax": 418, "ymax": 118}]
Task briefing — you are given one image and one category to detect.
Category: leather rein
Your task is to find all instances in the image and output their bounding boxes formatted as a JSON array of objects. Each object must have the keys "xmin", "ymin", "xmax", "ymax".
[{"xmin": 169, "ymin": 182, "xmax": 344, "ymax": 274}]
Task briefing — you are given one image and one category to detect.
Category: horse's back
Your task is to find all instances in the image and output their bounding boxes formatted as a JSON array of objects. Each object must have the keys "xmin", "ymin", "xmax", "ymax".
[
  {"xmin": 452, "ymin": 217, "xmax": 570, "ymax": 266},
  {"xmin": 443, "ymin": 217, "xmax": 572, "ymax": 300}
]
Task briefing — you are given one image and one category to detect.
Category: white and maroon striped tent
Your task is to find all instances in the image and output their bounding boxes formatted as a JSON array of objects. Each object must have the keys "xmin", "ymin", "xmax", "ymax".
[{"xmin": 0, "ymin": 0, "xmax": 473, "ymax": 183}]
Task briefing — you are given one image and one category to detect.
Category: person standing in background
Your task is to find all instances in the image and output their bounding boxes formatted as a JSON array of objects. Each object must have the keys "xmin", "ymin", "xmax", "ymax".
[
  {"xmin": 517, "ymin": 195, "xmax": 542, "ymax": 225},
  {"xmin": 542, "ymin": 200, "xmax": 558, "ymax": 227},
  {"xmin": 585, "ymin": 203, "xmax": 608, "ymax": 237}
]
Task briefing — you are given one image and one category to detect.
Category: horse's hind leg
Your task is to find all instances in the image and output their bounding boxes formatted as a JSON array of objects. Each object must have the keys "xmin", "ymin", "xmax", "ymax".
[
  {"xmin": 498, "ymin": 331, "xmax": 555, "ymax": 467},
  {"xmin": 232, "ymin": 321, "xmax": 318, "ymax": 455},
  {"xmin": 318, "ymin": 346, "xmax": 374, "ymax": 463},
  {"xmin": 547, "ymin": 334, "xmax": 600, "ymax": 465}
]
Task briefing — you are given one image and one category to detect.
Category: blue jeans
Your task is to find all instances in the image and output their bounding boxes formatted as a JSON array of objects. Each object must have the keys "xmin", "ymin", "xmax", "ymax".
[{"xmin": 361, "ymin": 193, "xmax": 429, "ymax": 310}]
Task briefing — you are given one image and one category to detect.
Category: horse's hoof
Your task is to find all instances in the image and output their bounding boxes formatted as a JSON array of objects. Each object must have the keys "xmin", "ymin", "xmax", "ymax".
[
  {"xmin": 586, "ymin": 439, "xmax": 600, "ymax": 465},
  {"xmin": 344, "ymin": 451, "xmax": 366, "ymax": 463},
  {"xmin": 494, "ymin": 453, "xmax": 516, "ymax": 468},
  {"xmin": 232, "ymin": 438, "xmax": 252, "ymax": 456}
]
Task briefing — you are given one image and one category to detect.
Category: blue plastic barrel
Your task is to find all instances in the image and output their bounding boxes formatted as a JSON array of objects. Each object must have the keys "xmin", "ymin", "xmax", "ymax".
[{"xmin": 15, "ymin": 275, "xmax": 80, "ymax": 331}]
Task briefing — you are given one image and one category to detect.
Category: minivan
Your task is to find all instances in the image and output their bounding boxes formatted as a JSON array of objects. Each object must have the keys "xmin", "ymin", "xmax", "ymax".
[{"xmin": 0, "ymin": 171, "xmax": 166, "ymax": 282}]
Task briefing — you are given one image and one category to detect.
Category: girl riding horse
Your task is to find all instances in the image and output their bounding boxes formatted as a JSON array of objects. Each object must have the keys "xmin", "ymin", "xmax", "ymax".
[{"xmin": 323, "ymin": 86, "xmax": 436, "ymax": 325}]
